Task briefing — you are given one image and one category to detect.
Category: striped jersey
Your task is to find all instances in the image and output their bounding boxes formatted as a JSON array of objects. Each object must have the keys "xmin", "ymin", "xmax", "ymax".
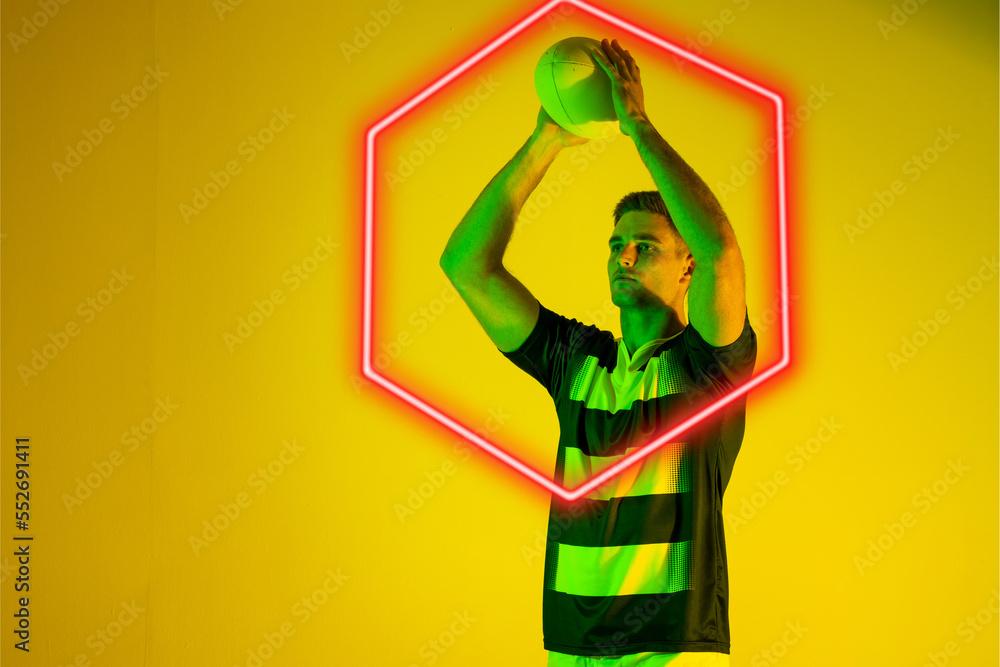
[{"xmin": 499, "ymin": 300, "xmax": 757, "ymax": 656}]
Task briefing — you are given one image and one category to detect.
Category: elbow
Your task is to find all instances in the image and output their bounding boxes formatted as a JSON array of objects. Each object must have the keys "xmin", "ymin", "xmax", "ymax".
[
  {"xmin": 439, "ymin": 252, "xmax": 454, "ymax": 275},
  {"xmin": 439, "ymin": 246, "xmax": 462, "ymax": 275},
  {"xmin": 439, "ymin": 252, "xmax": 471, "ymax": 282},
  {"xmin": 440, "ymin": 253, "xmax": 472, "ymax": 286},
  {"xmin": 440, "ymin": 249, "xmax": 496, "ymax": 284}
]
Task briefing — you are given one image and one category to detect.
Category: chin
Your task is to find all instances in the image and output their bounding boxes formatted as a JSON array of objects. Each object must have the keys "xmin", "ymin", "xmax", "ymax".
[{"xmin": 610, "ymin": 293, "xmax": 635, "ymax": 308}]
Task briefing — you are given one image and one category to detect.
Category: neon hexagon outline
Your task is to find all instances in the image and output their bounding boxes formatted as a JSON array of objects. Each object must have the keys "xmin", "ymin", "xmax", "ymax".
[{"xmin": 362, "ymin": 0, "xmax": 791, "ymax": 502}]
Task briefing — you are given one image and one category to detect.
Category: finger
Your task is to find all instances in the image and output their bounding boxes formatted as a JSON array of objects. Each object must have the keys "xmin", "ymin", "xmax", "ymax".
[
  {"xmin": 591, "ymin": 46, "xmax": 616, "ymax": 76},
  {"xmin": 605, "ymin": 39, "xmax": 634, "ymax": 80},
  {"xmin": 611, "ymin": 39, "xmax": 630, "ymax": 62},
  {"xmin": 615, "ymin": 41, "xmax": 639, "ymax": 78},
  {"xmin": 623, "ymin": 50, "xmax": 640, "ymax": 79},
  {"xmin": 611, "ymin": 39, "xmax": 639, "ymax": 78},
  {"xmin": 603, "ymin": 39, "xmax": 626, "ymax": 70}
]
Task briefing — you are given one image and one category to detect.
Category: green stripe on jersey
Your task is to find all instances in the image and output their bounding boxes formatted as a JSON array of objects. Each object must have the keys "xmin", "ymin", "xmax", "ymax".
[
  {"xmin": 551, "ymin": 540, "xmax": 692, "ymax": 597},
  {"xmin": 567, "ymin": 349, "xmax": 689, "ymax": 413},
  {"xmin": 563, "ymin": 442, "xmax": 690, "ymax": 501}
]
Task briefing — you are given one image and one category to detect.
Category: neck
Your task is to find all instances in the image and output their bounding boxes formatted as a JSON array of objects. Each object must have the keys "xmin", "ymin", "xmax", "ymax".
[{"xmin": 620, "ymin": 304, "xmax": 686, "ymax": 357}]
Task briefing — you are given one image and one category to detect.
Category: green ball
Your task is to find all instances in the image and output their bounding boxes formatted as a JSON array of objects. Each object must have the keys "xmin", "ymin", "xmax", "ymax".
[{"xmin": 534, "ymin": 36, "xmax": 619, "ymax": 139}]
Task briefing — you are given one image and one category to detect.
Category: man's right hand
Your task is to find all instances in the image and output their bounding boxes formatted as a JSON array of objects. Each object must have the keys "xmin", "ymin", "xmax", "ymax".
[{"xmin": 533, "ymin": 106, "xmax": 590, "ymax": 148}]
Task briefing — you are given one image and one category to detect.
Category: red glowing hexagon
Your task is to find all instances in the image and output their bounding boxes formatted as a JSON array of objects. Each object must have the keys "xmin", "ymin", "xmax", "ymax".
[{"xmin": 362, "ymin": 0, "xmax": 793, "ymax": 502}]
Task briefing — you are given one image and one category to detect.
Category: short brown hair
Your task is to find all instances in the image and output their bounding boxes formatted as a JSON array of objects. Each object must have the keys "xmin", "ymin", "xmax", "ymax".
[{"xmin": 612, "ymin": 190, "xmax": 689, "ymax": 256}]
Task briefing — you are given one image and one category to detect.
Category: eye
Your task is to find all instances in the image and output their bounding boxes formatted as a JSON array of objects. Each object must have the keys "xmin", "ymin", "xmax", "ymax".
[{"xmin": 638, "ymin": 243, "xmax": 652, "ymax": 251}]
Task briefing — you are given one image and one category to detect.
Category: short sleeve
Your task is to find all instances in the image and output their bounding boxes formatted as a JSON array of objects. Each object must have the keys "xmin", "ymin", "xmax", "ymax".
[
  {"xmin": 498, "ymin": 300, "xmax": 595, "ymax": 398},
  {"xmin": 682, "ymin": 311, "xmax": 757, "ymax": 397}
]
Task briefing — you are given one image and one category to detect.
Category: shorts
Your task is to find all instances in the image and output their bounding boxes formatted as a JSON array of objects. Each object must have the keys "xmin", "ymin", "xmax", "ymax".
[{"xmin": 546, "ymin": 650, "xmax": 731, "ymax": 667}]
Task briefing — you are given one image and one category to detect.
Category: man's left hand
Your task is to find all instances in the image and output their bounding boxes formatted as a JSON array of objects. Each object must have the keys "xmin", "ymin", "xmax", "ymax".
[{"xmin": 591, "ymin": 38, "xmax": 649, "ymax": 138}]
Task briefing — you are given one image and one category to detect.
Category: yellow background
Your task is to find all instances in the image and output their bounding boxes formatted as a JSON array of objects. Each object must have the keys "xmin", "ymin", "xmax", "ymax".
[{"xmin": 1, "ymin": 0, "xmax": 996, "ymax": 665}]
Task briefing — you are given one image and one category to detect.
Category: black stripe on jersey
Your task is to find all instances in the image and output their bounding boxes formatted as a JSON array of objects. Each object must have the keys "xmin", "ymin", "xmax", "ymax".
[
  {"xmin": 541, "ymin": 589, "xmax": 730, "ymax": 655},
  {"xmin": 548, "ymin": 493, "xmax": 694, "ymax": 547}
]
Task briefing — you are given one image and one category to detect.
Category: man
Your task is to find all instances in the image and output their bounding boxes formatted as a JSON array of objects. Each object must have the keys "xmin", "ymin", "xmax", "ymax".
[{"xmin": 439, "ymin": 38, "xmax": 756, "ymax": 666}]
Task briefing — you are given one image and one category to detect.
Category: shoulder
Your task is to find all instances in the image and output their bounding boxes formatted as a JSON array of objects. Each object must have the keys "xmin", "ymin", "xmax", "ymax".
[
  {"xmin": 681, "ymin": 311, "xmax": 757, "ymax": 377},
  {"xmin": 501, "ymin": 301, "xmax": 615, "ymax": 361}
]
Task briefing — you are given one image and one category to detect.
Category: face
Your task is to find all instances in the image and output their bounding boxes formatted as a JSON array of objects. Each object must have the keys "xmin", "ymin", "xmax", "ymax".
[{"xmin": 607, "ymin": 210, "xmax": 693, "ymax": 310}]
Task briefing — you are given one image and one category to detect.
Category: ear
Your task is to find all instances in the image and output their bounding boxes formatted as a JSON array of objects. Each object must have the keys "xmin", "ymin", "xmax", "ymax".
[{"xmin": 679, "ymin": 254, "xmax": 695, "ymax": 284}]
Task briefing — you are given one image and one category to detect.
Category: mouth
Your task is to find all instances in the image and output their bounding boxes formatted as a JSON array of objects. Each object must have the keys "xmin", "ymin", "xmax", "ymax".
[{"xmin": 613, "ymin": 275, "xmax": 635, "ymax": 282}]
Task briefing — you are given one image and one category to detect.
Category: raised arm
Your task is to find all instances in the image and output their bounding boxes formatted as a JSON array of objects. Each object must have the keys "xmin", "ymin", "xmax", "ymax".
[
  {"xmin": 440, "ymin": 108, "xmax": 588, "ymax": 352},
  {"xmin": 592, "ymin": 38, "xmax": 746, "ymax": 347}
]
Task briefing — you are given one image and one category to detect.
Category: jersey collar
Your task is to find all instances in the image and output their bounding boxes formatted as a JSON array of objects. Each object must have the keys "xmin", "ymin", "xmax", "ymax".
[{"xmin": 614, "ymin": 329, "xmax": 684, "ymax": 374}]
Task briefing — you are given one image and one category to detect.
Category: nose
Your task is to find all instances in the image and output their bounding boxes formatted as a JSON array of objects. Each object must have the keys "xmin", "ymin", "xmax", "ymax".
[{"xmin": 617, "ymin": 244, "xmax": 636, "ymax": 268}]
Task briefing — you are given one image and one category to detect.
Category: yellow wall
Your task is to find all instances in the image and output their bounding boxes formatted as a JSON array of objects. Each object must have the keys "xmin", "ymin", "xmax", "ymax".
[{"xmin": 1, "ymin": 0, "xmax": 996, "ymax": 665}]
